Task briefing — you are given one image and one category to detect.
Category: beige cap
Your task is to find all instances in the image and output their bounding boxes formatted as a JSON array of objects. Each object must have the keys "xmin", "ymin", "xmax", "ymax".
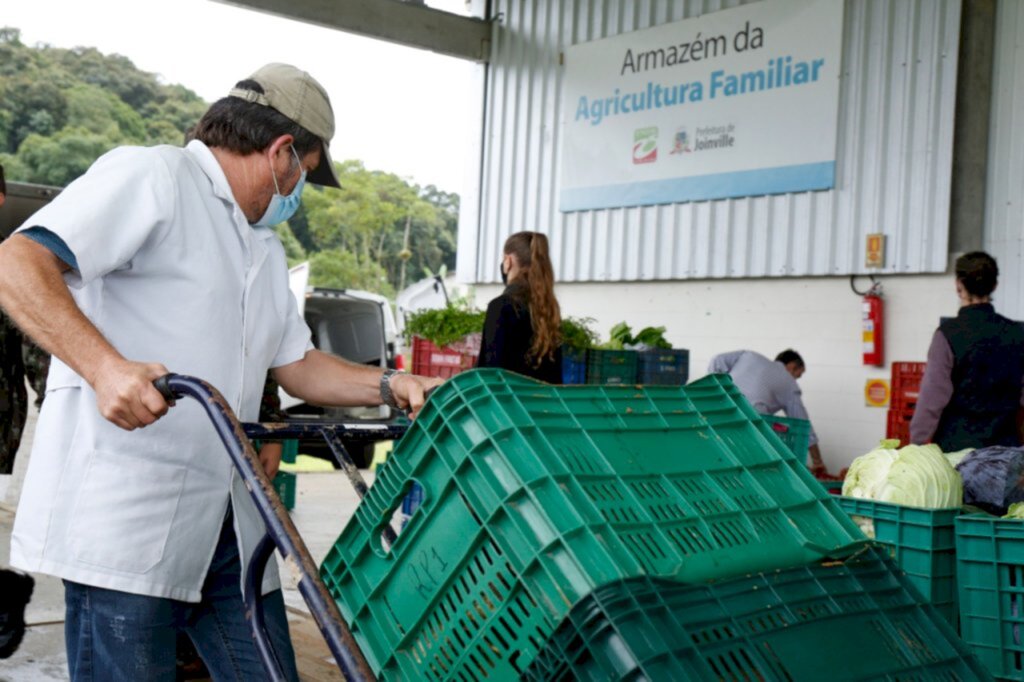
[{"xmin": 229, "ymin": 63, "xmax": 340, "ymax": 188}]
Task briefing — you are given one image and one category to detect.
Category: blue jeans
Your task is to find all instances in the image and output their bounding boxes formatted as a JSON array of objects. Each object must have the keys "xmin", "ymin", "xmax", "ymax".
[{"xmin": 64, "ymin": 507, "xmax": 298, "ymax": 681}]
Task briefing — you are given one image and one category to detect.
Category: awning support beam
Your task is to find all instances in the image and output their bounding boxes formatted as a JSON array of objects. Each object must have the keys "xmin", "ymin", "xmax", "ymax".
[{"xmin": 215, "ymin": 0, "xmax": 492, "ymax": 63}]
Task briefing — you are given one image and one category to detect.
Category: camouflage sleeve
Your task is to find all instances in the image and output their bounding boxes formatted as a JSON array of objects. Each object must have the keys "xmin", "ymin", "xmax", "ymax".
[
  {"xmin": 22, "ymin": 341, "xmax": 50, "ymax": 409},
  {"xmin": 0, "ymin": 313, "xmax": 28, "ymax": 474},
  {"xmin": 259, "ymin": 374, "xmax": 288, "ymax": 422}
]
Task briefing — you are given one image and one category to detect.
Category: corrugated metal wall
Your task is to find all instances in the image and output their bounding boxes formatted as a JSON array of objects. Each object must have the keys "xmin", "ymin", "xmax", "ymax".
[
  {"xmin": 464, "ymin": 0, "xmax": 962, "ymax": 284},
  {"xmin": 984, "ymin": 0, "xmax": 1024, "ymax": 321}
]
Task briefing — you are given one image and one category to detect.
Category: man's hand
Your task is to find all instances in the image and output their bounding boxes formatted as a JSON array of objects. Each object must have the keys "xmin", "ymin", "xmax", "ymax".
[
  {"xmin": 259, "ymin": 442, "xmax": 284, "ymax": 479},
  {"xmin": 91, "ymin": 357, "xmax": 171, "ymax": 431},
  {"xmin": 808, "ymin": 443, "xmax": 828, "ymax": 478},
  {"xmin": 391, "ymin": 373, "xmax": 444, "ymax": 419}
]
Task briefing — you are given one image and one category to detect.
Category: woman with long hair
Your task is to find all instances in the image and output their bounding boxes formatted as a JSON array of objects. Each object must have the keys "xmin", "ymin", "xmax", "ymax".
[{"xmin": 477, "ymin": 231, "xmax": 563, "ymax": 383}]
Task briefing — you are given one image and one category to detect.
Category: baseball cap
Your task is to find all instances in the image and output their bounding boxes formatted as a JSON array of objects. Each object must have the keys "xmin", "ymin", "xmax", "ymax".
[{"xmin": 228, "ymin": 63, "xmax": 341, "ymax": 188}]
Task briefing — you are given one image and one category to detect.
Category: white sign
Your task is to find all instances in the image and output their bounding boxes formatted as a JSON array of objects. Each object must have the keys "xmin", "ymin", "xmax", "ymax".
[{"xmin": 559, "ymin": 0, "xmax": 844, "ymax": 212}]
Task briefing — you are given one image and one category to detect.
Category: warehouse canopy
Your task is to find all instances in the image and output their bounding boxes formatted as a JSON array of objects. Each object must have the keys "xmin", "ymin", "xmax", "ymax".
[{"xmin": 215, "ymin": 0, "xmax": 492, "ymax": 62}]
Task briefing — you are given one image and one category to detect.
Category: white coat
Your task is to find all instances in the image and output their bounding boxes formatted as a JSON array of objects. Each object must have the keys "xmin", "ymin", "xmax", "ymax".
[{"xmin": 10, "ymin": 140, "xmax": 312, "ymax": 601}]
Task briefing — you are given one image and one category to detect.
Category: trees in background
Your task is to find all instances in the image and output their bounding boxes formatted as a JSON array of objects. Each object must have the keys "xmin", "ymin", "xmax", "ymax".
[{"xmin": 0, "ymin": 27, "xmax": 458, "ymax": 297}]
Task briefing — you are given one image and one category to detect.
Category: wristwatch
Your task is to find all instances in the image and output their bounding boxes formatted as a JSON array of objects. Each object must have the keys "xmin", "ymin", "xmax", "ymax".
[{"xmin": 379, "ymin": 369, "xmax": 405, "ymax": 409}]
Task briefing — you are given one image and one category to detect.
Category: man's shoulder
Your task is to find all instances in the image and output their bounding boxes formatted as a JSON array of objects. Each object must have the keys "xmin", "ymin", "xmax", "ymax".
[
  {"xmin": 739, "ymin": 350, "xmax": 771, "ymax": 368},
  {"xmin": 763, "ymin": 357, "xmax": 796, "ymax": 385},
  {"xmin": 89, "ymin": 145, "xmax": 192, "ymax": 186},
  {"xmin": 148, "ymin": 145, "xmax": 197, "ymax": 175}
]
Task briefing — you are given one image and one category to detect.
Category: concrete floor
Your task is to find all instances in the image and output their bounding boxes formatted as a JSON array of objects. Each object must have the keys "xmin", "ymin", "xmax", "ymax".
[{"xmin": 1, "ymin": 393, "xmax": 379, "ymax": 681}]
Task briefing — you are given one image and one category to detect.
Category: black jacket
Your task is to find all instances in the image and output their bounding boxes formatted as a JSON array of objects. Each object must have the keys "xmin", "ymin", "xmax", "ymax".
[
  {"xmin": 477, "ymin": 284, "xmax": 562, "ymax": 383},
  {"xmin": 934, "ymin": 303, "xmax": 1024, "ymax": 450}
]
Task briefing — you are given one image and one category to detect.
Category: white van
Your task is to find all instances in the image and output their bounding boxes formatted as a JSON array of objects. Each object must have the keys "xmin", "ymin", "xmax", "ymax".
[
  {"xmin": 0, "ymin": 181, "xmax": 62, "ymax": 238},
  {"xmin": 280, "ymin": 264, "xmax": 403, "ymax": 466}
]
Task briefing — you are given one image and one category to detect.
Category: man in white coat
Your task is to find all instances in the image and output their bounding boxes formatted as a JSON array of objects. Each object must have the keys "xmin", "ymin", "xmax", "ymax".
[{"xmin": 0, "ymin": 63, "xmax": 439, "ymax": 681}]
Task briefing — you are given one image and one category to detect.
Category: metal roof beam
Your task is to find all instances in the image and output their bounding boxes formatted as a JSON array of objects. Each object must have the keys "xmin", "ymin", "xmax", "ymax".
[{"xmin": 215, "ymin": 0, "xmax": 492, "ymax": 63}]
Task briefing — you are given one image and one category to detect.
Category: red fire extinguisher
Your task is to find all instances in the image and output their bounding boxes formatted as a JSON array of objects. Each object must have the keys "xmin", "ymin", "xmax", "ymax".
[{"xmin": 861, "ymin": 282, "xmax": 884, "ymax": 366}]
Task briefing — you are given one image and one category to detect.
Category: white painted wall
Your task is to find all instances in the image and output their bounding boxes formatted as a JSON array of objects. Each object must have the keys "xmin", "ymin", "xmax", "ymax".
[{"xmin": 474, "ymin": 269, "xmax": 961, "ymax": 471}]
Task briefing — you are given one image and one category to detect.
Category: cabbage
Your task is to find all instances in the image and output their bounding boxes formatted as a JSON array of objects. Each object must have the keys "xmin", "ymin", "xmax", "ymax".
[
  {"xmin": 843, "ymin": 444, "xmax": 898, "ymax": 500},
  {"xmin": 1005, "ymin": 502, "xmax": 1024, "ymax": 519},
  {"xmin": 842, "ymin": 441, "xmax": 963, "ymax": 509},
  {"xmin": 944, "ymin": 448, "xmax": 974, "ymax": 469},
  {"xmin": 957, "ymin": 447, "xmax": 1024, "ymax": 516}
]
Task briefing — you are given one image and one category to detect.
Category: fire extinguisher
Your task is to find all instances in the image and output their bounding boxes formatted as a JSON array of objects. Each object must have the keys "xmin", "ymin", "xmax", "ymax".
[{"xmin": 857, "ymin": 279, "xmax": 884, "ymax": 367}]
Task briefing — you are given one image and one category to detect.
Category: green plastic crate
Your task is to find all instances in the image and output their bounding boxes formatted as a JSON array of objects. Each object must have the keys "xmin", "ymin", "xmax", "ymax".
[
  {"xmin": 282, "ymin": 439, "xmax": 298, "ymax": 464},
  {"xmin": 956, "ymin": 513, "xmax": 1024, "ymax": 680},
  {"xmin": 766, "ymin": 414, "xmax": 811, "ymax": 458},
  {"xmin": 837, "ymin": 497, "xmax": 960, "ymax": 627},
  {"xmin": 319, "ymin": 369, "xmax": 866, "ymax": 680},
  {"xmin": 273, "ymin": 471, "xmax": 296, "ymax": 511},
  {"xmin": 257, "ymin": 439, "xmax": 298, "ymax": 510},
  {"xmin": 586, "ymin": 349, "xmax": 638, "ymax": 385},
  {"xmin": 524, "ymin": 546, "xmax": 990, "ymax": 682},
  {"xmin": 636, "ymin": 348, "xmax": 689, "ymax": 385},
  {"xmin": 817, "ymin": 478, "xmax": 845, "ymax": 495}
]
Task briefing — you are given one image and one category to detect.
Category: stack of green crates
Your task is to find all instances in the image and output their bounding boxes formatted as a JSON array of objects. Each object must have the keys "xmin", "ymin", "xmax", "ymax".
[
  {"xmin": 524, "ymin": 546, "xmax": 988, "ymax": 681},
  {"xmin": 635, "ymin": 348, "xmax": 689, "ymax": 385},
  {"xmin": 765, "ymin": 414, "xmax": 810, "ymax": 458},
  {"xmin": 272, "ymin": 440, "xmax": 298, "ymax": 511},
  {"xmin": 956, "ymin": 513, "xmax": 1024, "ymax": 680},
  {"xmin": 765, "ymin": 414, "xmax": 844, "ymax": 495},
  {"xmin": 586, "ymin": 349, "xmax": 637, "ymax": 385},
  {"xmin": 319, "ymin": 369, "xmax": 866, "ymax": 679},
  {"xmin": 837, "ymin": 497, "xmax": 960, "ymax": 627}
]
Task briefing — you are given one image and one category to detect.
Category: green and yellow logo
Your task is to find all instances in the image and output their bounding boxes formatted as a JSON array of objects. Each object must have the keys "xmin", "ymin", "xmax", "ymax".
[{"xmin": 633, "ymin": 127, "xmax": 658, "ymax": 164}]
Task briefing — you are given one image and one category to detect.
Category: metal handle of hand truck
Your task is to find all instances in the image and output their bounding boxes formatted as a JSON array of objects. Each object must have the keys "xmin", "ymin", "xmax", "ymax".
[{"xmin": 153, "ymin": 374, "xmax": 376, "ymax": 682}]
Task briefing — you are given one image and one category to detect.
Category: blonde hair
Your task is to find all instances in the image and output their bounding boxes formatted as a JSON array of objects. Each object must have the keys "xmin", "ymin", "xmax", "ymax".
[{"xmin": 504, "ymin": 231, "xmax": 561, "ymax": 365}]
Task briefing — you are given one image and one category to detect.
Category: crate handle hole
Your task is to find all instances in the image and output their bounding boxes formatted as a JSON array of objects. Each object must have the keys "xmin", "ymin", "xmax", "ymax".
[{"xmin": 378, "ymin": 480, "xmax": 425, "ymax": 556}]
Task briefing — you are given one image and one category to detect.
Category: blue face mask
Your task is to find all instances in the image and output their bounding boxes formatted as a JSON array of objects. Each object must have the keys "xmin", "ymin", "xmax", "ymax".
[{"xmin": 252, "ymin": 146, "xmax": 306, "ymax": 227}]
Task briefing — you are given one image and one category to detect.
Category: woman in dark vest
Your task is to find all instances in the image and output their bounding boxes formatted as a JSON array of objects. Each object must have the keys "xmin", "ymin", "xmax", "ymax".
[
  {"xmin": 911, "ymin": 252, "xmax": 1024, "ymax": 450},
  {"xmin": 477, "ymin": 231, "xmax": 563, "ymax": 383}
]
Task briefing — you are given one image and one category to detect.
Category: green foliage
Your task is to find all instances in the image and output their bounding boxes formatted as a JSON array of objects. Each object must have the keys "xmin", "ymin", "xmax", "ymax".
[
  {"xmin": 65, "ymin": 83, "xmax": 146, "ymax": 142},
  {"xmin": 0, "ymin": 26, "xmax": 460, "ymax": 302},
  {"xmin": 561, "ymin": 317, "xmax": 600, "ymax": 351},
  {"xmin": 405, "ymin": 303, "xmax": 485, "ymax": 347},
  {"xmin": 274, "ymin": 223, "xmax": 307, "ymax": 267},
  {"xmin": 308, "ymin": 248, "xmax": 395, "ymax": 298},
  {"xmin": 601, "ymin": 322, "xmax": 671, "ymax": 350},
  {"xmin": 17, "ymin": 128, "xmax": 118, "ymax": 186},
  {"xmin": 0, "ymin": 27, "xmax": 205, "ymax": 177},
  {"xmin": 300, "ymin": 162, "xmax": 458, "ymax": 296},
  {"xmin": 0, "ymin": 152, "xmax": 27, "ymax": 180},
  {"xmin": 634, "ymin": 326, "xmax": 671, "ymax": 349}
]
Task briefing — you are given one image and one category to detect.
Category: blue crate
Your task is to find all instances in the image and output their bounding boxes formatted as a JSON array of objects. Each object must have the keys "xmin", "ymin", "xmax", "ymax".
[{"xmin": 562, "ymin": 347, "xmax": 588, "ymax": 384}]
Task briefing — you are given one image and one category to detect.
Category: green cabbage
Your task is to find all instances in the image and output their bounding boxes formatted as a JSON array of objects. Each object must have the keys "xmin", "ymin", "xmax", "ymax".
[
  {"xmin": 944, "ymin": 448, "xmax": 974, "ymax": 469},
  {"xmin": 842, "ymin": 441, "xmax": 962, "ymax": 509},
  {"xmin": 1005, "ymin": 502, "xmax": 1024, "ymax": 519},
  {"xmin": 843, "ymin": 444, "xmax": 898, "ymax": 501}
]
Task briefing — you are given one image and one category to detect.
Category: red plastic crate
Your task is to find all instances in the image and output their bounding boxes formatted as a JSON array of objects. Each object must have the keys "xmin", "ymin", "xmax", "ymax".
[
  {"xmin": 891, "ymin": 380, "xmax": 921, "ymax": 409},
  {"xmin": 891, "ymin": 361, "xmax": 926, "ymax": 379},
  {"xmin": 886, "ymin": 407, "xmax": 915, "ymax": 446},
  {"xmin": 890, "ymin": 361, "xmax": 925, "ymax": 412},
  {"xmin": 410, "ymin": 334, "xmax": 481, "ymax": 379}
]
